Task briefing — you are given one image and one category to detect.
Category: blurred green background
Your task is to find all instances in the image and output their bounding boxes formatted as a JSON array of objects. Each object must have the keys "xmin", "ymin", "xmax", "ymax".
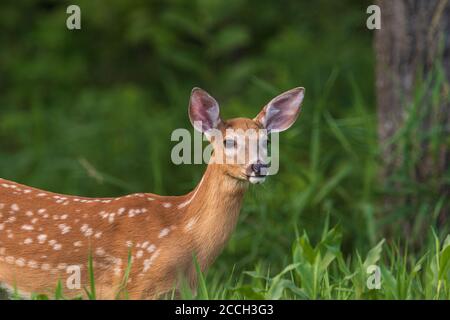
[{"xmin": 3, "ymin": 0, "xmax": 446, "ymax": 292}]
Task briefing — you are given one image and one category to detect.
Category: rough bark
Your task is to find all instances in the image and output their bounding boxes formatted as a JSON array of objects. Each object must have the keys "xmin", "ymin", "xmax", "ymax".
[{"xmin": 375, "ymin": 0, "xmax": 450, "ymax": 231}]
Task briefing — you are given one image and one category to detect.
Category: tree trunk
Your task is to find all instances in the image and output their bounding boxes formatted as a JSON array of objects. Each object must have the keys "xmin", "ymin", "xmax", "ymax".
[{"xmin": 375, "ymin": 0, "xmax": 450, "ymax": 235}]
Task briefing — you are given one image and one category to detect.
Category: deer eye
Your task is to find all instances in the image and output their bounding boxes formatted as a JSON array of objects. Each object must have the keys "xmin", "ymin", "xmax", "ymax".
[{"xmin": 224, "ymin": 139, "xmax": 236, "ymax": 149}]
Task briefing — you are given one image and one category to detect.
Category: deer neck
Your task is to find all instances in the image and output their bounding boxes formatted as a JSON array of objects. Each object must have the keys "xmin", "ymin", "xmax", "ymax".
[{"xmin": 184, "ymin": 164, "xmax": 248, "ymax": 268}]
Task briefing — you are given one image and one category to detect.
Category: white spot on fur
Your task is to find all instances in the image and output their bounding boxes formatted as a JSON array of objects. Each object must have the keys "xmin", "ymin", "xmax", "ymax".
[
  {"xmin": 58, "ymin": 224, "xmax": 71, "ymax": 234},
  {"xmin": 41, "ymin": 263, "xmax": 50, "ymax": 271},
  {"xmin": 85, "ymin": 228, "xmax": 93, "ymax": 237},
  {"xmin": 21, "ymin": 224, "xmax": 34, "ymax": 231},
  {"xmin": 143, "ymin": 249, "xmax": 161, "ymax": 272},
  {"xmin": 37, "ymin": 234, "xmax": 47, "ymax": 244},
  {"xmin": 158, "ymin": 228, "xmax": 170, "ymax": 238},
  {"xmin": 15, "ymin": 258, "xmax": 26, "ymax": 267}
]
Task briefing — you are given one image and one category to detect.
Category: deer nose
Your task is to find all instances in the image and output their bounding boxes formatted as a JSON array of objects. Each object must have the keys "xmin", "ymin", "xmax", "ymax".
[{"xmin": 251, "ymin": 162, "xmax": 269, "ymax": 176}]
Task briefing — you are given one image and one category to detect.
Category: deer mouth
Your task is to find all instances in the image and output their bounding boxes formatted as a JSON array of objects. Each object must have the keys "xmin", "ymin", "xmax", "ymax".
[{"xmin": 246, "ymin": 174, "xmax": 267, "ymax": 184}]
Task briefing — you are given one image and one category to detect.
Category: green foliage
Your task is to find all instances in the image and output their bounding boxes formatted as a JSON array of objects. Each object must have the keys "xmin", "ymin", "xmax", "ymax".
[
  {"xmin": 161, "ymin": 223, "xmax": 449, "ymax": 300},
  {"xmin": 0, "ymin": 0, "xmax": 448, "ymax": 300},
  {"xmin": 115, "ymin": 249, "xmax": 133, "ymax": 300},
  {"xmin": 172, "ymin": 224, "xmax": 450, "ymax": 300},
  {"xmin": 84, "ymin": 250, "xmax": 97, "ymax": 300}
]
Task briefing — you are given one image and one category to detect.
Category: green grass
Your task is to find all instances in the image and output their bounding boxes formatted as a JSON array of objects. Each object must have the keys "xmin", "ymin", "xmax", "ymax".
[
  {"xmin": 2, "ymin": 222, "xmax": 448, "ymax": 300},
  {"xmin": 0, "ymin": 0, "xmax": 448, "ymax": 301},
  {"xmin": 174, "ymin": 222, "xmax": 450, "ymax": 300}
]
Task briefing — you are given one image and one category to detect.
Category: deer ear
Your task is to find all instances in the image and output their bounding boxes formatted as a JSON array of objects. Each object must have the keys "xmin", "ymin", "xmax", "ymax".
[
  {"xmin": 189, "ymin": 87, "xmax": 222, "ymax": 133},
  {"xmin": 254, "ymin": 87, "xmax": 305, "ymax": 132}
]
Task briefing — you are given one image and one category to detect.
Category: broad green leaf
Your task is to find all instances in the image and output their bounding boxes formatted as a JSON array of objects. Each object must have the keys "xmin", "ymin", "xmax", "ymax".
[{"xmin": 363, "ymin": 239, "xmax": 385, "ymax": 270}]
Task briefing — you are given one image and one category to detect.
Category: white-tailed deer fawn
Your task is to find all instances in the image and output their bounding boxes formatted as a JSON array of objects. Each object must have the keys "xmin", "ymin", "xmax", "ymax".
[{"xmin": 0, "ymin": 87, "xmax": 304, "ymax": 299}]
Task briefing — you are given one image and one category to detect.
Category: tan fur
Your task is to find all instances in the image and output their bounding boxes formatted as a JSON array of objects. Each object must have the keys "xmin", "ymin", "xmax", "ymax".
[{"xmin": 0, "ymin": 119, "xmax": 256, "ymax": 299}]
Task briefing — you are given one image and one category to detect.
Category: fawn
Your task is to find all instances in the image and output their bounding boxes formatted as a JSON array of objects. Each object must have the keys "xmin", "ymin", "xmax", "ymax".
[{"xmin": 0, "ymin": 87, "xmax": 304, "ymax": 299}]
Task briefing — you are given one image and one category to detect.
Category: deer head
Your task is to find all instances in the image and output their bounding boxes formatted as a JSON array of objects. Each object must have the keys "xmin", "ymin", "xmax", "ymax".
[{"xmin": 189, "ymin": 87, "xmax": 305, "ymax": 184}]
